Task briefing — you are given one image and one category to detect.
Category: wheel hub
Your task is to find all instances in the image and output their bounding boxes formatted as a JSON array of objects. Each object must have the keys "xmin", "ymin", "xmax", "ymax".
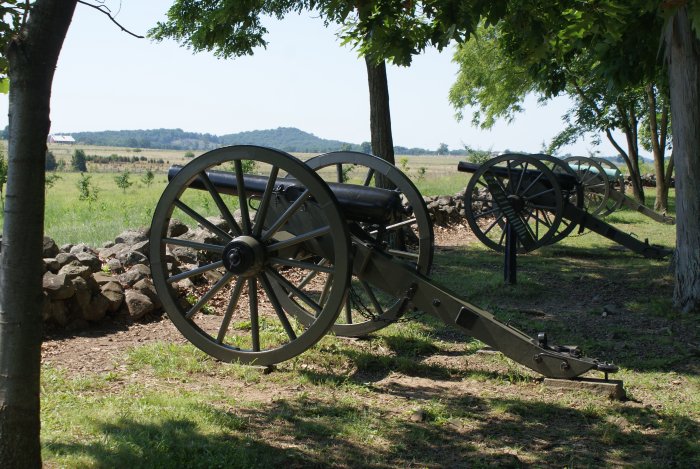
[
  {"xmin": 222, "ymin": 236, "xmax": 265, "ymax": 276},
  {"xmin": 506, "ymin": 194, "xmax": 526, "ymax": 212}
]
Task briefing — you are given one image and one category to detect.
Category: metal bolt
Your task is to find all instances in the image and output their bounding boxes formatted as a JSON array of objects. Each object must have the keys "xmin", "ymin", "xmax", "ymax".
[{"xmin": 432, "ymin": 298, "xmax": 441, "ymax": 307}]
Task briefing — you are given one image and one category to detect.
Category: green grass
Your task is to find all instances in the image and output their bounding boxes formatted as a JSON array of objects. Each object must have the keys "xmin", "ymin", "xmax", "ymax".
[{"xmin": 7, "ymin": 144, "xmax": 696, "ymax": 467}]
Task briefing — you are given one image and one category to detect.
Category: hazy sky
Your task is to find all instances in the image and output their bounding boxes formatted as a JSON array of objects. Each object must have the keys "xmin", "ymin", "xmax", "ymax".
[{"xmin": 0, "ymin": 1, "xmax": 624, "ymax": 155}]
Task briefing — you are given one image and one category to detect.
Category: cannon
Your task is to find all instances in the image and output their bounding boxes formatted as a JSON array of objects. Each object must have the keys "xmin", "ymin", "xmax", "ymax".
[
  {"xmin": 458, "ymin": 154, "xmax": 673, "ymax": 258},
  {"xmin": 561, "ymin": 156, "xmax": 673, "ymax": 224},
  {"xmin": 150, "ymin": 145, "xmax": 617, "ymax": 379}
]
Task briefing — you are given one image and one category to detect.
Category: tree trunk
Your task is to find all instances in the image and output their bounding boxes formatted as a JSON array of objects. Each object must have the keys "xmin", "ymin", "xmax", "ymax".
[
  {"xmin": 365, "ymin": 56, "xmax": 395, "ymax": 166},
  {"xmin": 619, "ymin": 102, "xmax": 645, "ymax": 203},
  {"xmin": 646, "ymin": 84, "xmax": 669, "ymax": 212},
  {"xmin": 605, "ymin": 128, "xmax": 644, "ymax": 202},
  {"xmin": 0, "ymin": 1, "xmax": 77, "ymax": 466},
  {"xmin": 666, "ymin": 6, "xmax": 700, "ymax": 313}
]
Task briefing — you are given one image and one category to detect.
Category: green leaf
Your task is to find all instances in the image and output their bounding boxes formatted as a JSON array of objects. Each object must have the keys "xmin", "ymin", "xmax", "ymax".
[{"xmin": 0, "ymin": 78, "xmax": 9, "ymax": 94}]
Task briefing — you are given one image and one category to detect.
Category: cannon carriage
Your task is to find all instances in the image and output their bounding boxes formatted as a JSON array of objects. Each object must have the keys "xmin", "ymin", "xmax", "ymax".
[
  {"xmin": 458, "ymin": 154, "xmax": 673, "ymax": 258},
  {"xmin": 150, "ymin": 145, "xmax": 616, "ymax": 380}
]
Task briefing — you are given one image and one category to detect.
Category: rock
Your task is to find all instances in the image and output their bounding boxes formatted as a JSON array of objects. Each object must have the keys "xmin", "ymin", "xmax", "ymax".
[
  {"xmin": 106, "ymin": 258, "xmax": 123, "ymax": 273},
  {"xmin": 170, "ymin": 246, "xmax": 197, "ymax": 264},
  {"xmin": 115, "ymin": 229, "xmax": 147, "ymax": 245},
  {"xmin": 60, "ymin": 243, "xmax": 74, "ymax": 253},
  {"xmin": 68, "ymin": 277, "xmax": 91, "ymax": 311},
  {"xmin": 131, "ymin": 240, "xmax": 150, "ymax": 256},
  {"xmin": 43, "ymin": 258, "xmax": 61, "ymax": 273},
  {"xmin": 102, "ymin": 240, "xmax": 115, "ymax": 249},
  {"xmin": 69, "ymin": 243, "xmax": 94, "ymax": 255},
  {"xmin": 55, "ymin": 252, "xmax": 79, "ymax": 268},
  {"xmin": 118, "ymin": 264, "xmax": 151, "ymax": 287},
  {"xmin": 50, "ymin": 301, "xmax": 70, "ymax": 326},
  {"xmin": 58, "ymin": 262, "xmax": 92, "ymax": 281},
  {"xmin": 101, "ymin": 282, "xmax": 124, "ymax": 313},
  {"xmin": 42, "ymin": 293, "xmax": 52, "ymax": 322},
  {"xmin": 43, "ymin": 272, "xmax": 75, "ymax": 300},
  {"xmin": 124, "ymin": 289, "xmax": 154, "ymax": 319},
  {"xmin": 92, "ymin": 272, "xmax": 115, "ymax": 286},
  {"xmin": 133, "ymin": 278, "xmax": 162, "ymax": 310},
  {"xmin": 85, "ymin": 293, "xmax": 110, "ymax": 321},
  {"xmin": 409, "ymin": 409, "xmax": 427, "ymax": 422},
  {"xmin": 168, "ymin": 219, "xmax": 189, "ymax": 237},
  {"xmin": 75, "ymin": 251, "xmax": 102, "ymax": 272},
  {"xmin": 43, "ymin": 237, "xmax": 60, "ymax": 258},
  {"xmin": 99, "ymin": 242, "xmax": 129, "ymax": 260},
  {"xmin": 117, "ymin": 249, "xmax": 148, "ymax": 267}
]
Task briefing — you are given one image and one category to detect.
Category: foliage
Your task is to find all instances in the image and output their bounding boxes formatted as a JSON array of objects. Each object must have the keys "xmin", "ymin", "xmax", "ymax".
[
  {"xmin": 465, "ymin": 145, "xmax": 493, "ymax": 165},
  {"xmin": 114, "ymin": 171, "xmax": 133, "ymax": 193},
  {"xmin": 44, "ymin": 172, "xmax": 61, "ymax": 191},
  {"xmin": 141, "ymin": 169, "xmax": 154, "ymax": 187},
  {"xmin": 45, "ymin": 150, "xmax": 57, "ymax": 171},
  {"xmin": 436, "ymin": 143, "xmax": 449, "ymax": 155},
  {"xmin": 71, "ymin": 149, "xmax": 87, "ymax": 172},
  {"xmin": 398, "ymin": 157, "xmax": 409, "ymax": 173},
  {"xmin": 183, "ymin": 151, "xmax": 195, "ymax": 158},
  {"xmin": 76, "ymin": 173, "xmax": 99, "ymax": 203}
]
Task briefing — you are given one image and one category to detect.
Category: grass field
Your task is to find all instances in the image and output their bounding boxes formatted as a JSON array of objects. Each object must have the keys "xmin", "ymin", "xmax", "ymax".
[
  {"xmin": 2, "ymin": 142, "xmax": 697, "ymax": 467},
  {"xmin": 1, "ymin": 142, "xmax": 469, "ymax": 246}
]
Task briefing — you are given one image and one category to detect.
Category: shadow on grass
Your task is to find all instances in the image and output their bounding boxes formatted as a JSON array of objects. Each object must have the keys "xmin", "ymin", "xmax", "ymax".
[
  {"xmin": 429, "ymin": 242, "xmax": 697, "ymax": 375},
  {"xmin": 45, "ymin": 393, "xmax": 699, "ymax": 468}
]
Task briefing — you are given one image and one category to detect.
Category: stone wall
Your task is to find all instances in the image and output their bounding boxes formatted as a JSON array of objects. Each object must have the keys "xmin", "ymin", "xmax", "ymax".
[
  {"xmin": 41, "ymin": 230, "xmax": 160, "ymax": 329},
  {"xmin": 423, "ymin": 190, "xmax": 468, "ymax": 227},
  {"xmin": 36, "ymin": 192, "xmax": 475, "ymax": 329}
]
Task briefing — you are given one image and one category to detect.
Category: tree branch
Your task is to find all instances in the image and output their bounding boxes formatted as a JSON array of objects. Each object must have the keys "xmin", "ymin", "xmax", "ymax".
[{"xmin": 76, "ymin": 1, "xmax": 144, "ymax": 38}]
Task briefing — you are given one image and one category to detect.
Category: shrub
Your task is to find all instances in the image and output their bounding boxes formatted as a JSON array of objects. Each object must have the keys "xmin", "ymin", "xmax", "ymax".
[
  {"xmin": 114, "ymin": 170, "xmax": 133, "ymax": 193},
  {"xmin": 184, "ymin": 151, "xmax": 195, "ymax": 159},
  {"xmin": 76, "ymin": 173, "xmax": 99, "ymax": 203},
  {"xmin": 141, "ymin": 169, "xmax": 154, "ymax": 187},
  {"xmin": 71, "ymin": 149, "xmax": 87, "ymax": 172},
  {"xmin": 46, "ymin": 150, "xmax": 57, "ymax": 171}
]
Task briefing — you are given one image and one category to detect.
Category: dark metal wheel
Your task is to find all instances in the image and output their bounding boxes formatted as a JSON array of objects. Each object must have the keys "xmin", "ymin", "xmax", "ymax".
[
  {"xmin": 531, "ymin": 154, "xmax": 585, "ymax": 243},
  {"xmin": 284, "ymin": 151, "xmax": 435, "ymax": 337},
  {"xmin": 464, "ymin": 154, "xmax": 563, "ymax": 253},
  {"xmin": 591, "ymin": 156, "xmax": 625, "ymax": 216},
  {"xmin": 149, "ymin": 145, "xmax": 351, "ymax": 365},
  {"xmin": 564, "ymin": 156, "xmax": 611, "ymax": 216}
]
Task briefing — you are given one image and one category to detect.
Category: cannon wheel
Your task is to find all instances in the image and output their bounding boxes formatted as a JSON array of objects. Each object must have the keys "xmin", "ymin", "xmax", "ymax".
[
  {"xmin": 149, "ymin": 145, "xmax": 351, "ymax": 365},
  {"xmin": 281, "ymin": 151, "xmax": 434, "ymax": 337},
  {"xmin": 564, "ymin": 156, "xmax": 611, "ymax": 216},
  {"xmin": 532, "ymin": 154, "xmax": 585, "ymax": 243},
  {"xmin": 591, "ymin": 156, "xmax": 625, "ymax": 216},
  {"xmin": 464, "ymin": 154, "xmax": 563, "ymax": 253}
]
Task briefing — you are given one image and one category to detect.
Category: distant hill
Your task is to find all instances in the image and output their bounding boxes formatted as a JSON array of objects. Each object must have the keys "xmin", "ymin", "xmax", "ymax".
[
  {"xmin": 67, "ymin": 127, "xmax": 363, "ymax": 153},
  {"xmin": 61, "ymin": 127, "xmax": 460, "ymax": 155}
]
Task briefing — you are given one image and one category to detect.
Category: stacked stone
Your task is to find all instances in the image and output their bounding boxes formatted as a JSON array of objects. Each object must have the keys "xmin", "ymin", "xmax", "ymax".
[
  {"xmin": 422, "ymin": 189, "xmax": 472, "ymax": 226},
  {"xmin": 42, "ymin": 230, "xmax": 160, "ymax": 329},
  {"xmin": 627, "ymin": 173, "xmax": 675, "ymax": 188},
  {"xmin": 40, "ymin": 217, "xmax": 231, "ymax": 330}
]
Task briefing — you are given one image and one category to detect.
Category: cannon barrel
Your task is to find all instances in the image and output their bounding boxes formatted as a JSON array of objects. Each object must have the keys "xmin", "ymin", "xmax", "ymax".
[
  {"xmin": 458, "ymin": 161, "xmax": 579, "ymax": 191},
  {"xmin": 168, "ymin": 165, "xmax": 405, "ymax": 224}
]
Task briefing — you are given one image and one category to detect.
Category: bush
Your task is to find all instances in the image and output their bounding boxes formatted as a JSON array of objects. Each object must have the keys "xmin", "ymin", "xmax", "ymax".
[
  {"xmin": 114, "ymin": 170, "xmax": 133, "ymax": 193},
  {"xmin": 76, "ymin": 173, "xmax": 99, "ymax": 203},
  {"xmin": 46, "ymin": 150, "xmax": 57, "ymax": 171},
  {"xmin": 71, "ymin": 149, "xmax": 87, "ymax": 172},
  {"xmin": 184, "ymin": 151, "xmax": 195, "ymax": 159}
]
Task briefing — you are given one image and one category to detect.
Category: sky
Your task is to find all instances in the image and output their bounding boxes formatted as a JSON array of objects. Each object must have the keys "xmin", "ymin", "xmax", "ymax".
[{"xmin": 0, "ymin": 0, "xmax": 624, "ymax": 155}]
